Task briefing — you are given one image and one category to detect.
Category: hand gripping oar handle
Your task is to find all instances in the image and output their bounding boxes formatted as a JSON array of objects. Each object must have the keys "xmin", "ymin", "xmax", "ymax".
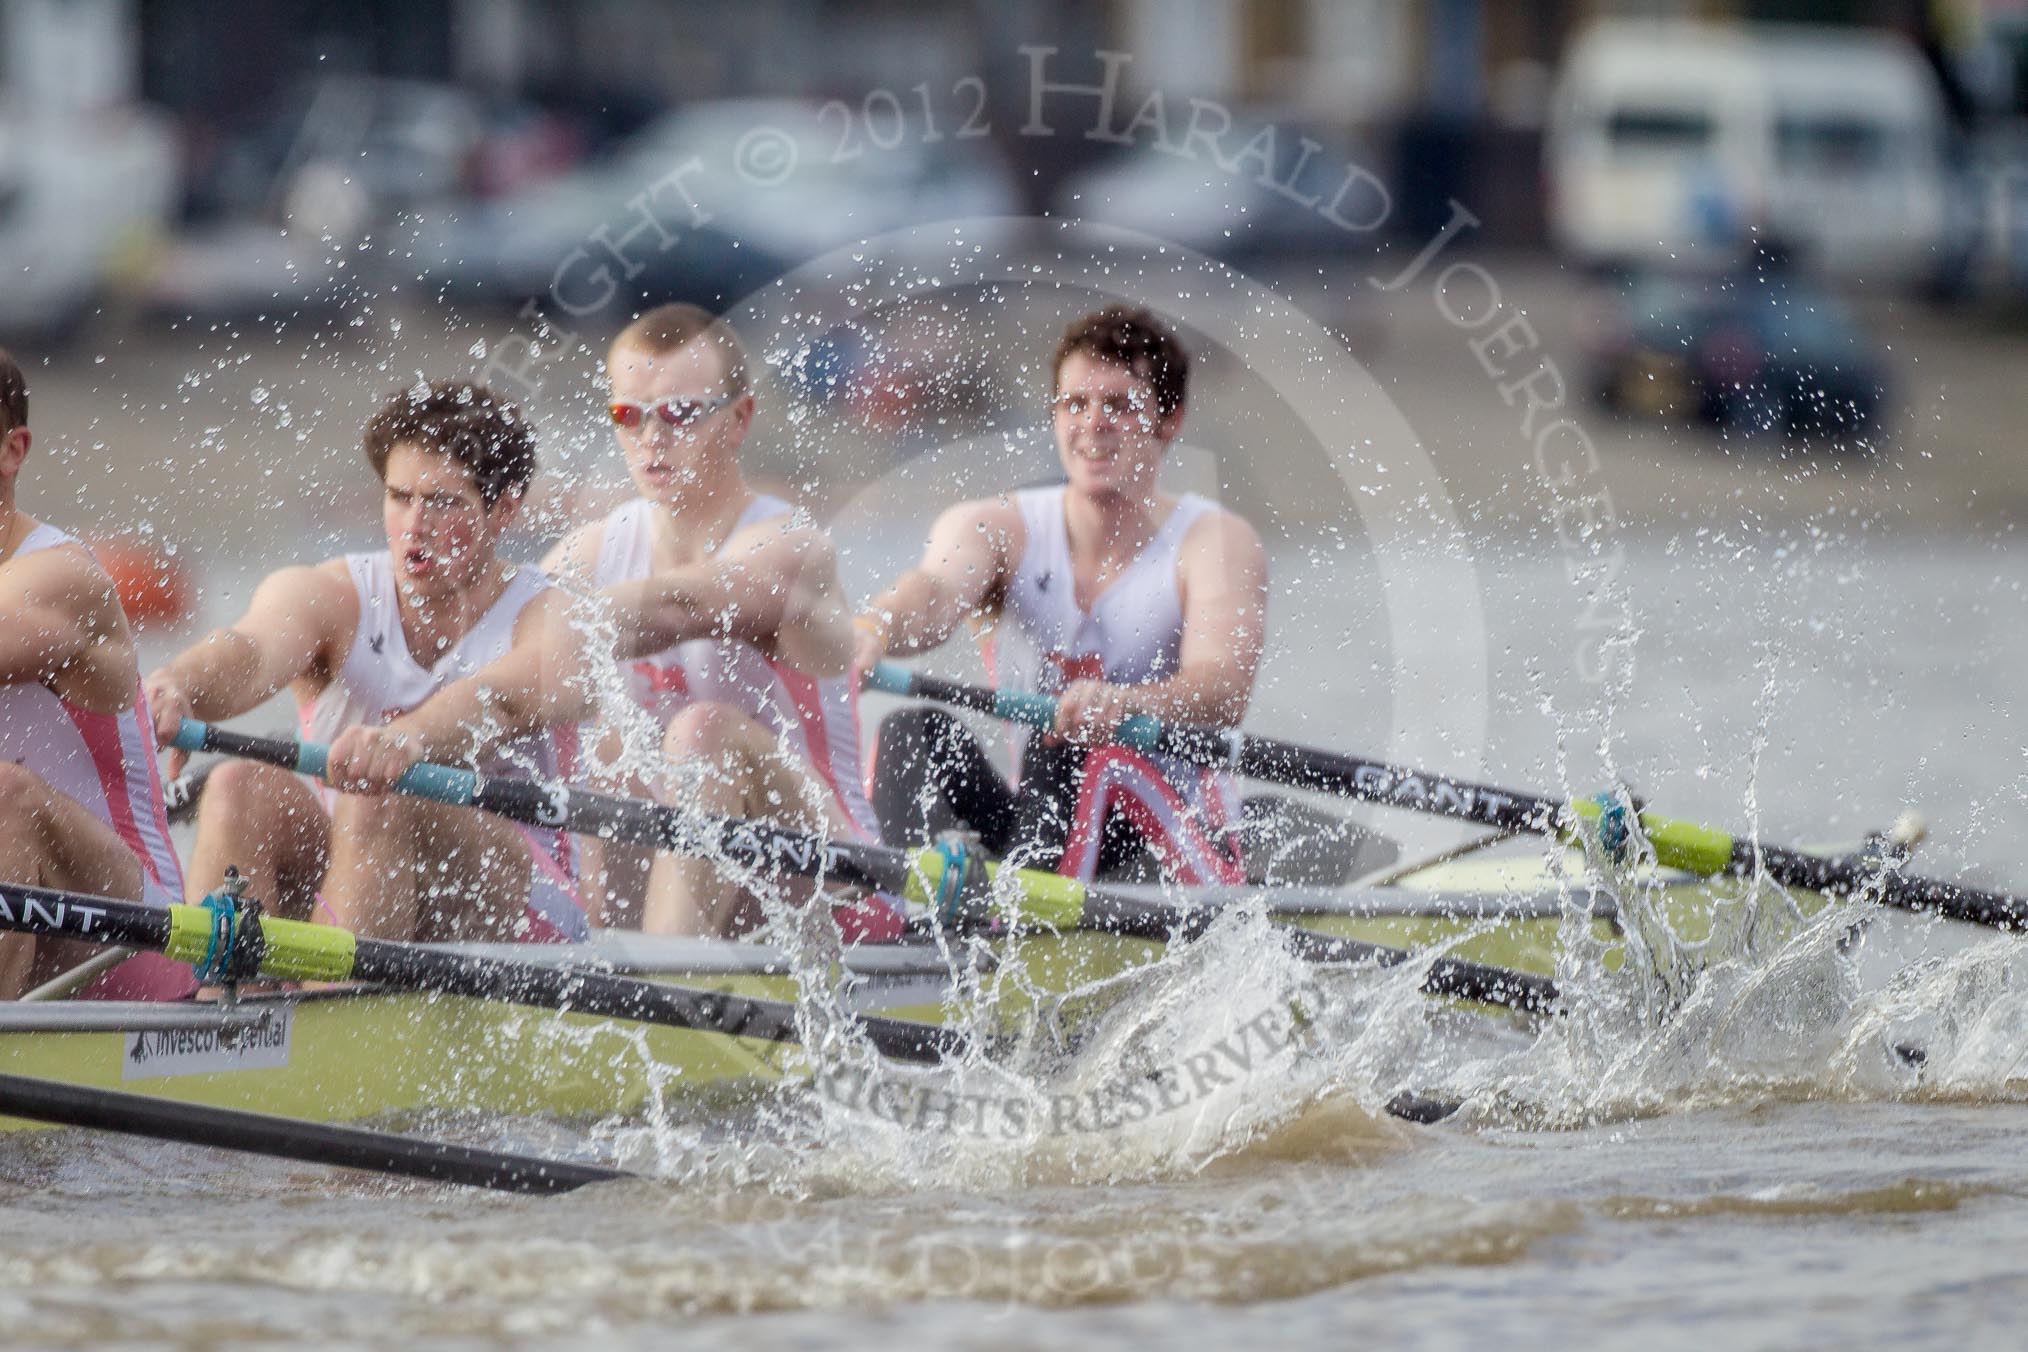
[
  {"xmin": 863, "ymin": 664, "xmax": 1558, "ymax": 831},
  {"xmin": 174, "ymin": 719, "xmax": 907, "ymax": 883},
  {"xmin": 866, "ymin": 665, "xmax": 2028, "ymax": 933},
  {"xmin": 862, "ymin": 661, "xmax": 1174, "ymax": 758},
  {"xmin": 174, "ymin": 721, "xmax": 1560, "ymax": 1015}
]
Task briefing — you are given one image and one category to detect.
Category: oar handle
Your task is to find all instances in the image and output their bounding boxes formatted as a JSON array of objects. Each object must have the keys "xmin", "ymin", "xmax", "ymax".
[
  {"xmin": 865, "ymin": 662, "xmax": 1165, "ymax": 752},
  {"xmin": 176, "ymin": 718, "xmax": 1563, "ymax": 1015},
  {"xmin": 172, "ymin": 720, "xmax": 480, "ymax": 808},
  {"xmin": 176, "ymin": 720, "xmax": 918, "ymax": 897}
]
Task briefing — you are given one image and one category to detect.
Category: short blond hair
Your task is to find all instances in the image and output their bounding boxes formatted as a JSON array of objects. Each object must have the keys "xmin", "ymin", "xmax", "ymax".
[{"xmin": 611, "ymin": 303, "xmax": 750, "ymax": 397}]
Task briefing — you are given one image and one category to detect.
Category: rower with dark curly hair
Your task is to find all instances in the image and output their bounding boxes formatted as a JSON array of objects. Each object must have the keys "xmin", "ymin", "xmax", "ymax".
[{"xmin": 145, "ymin": 380, "xmax": 589, "ymax": 945}]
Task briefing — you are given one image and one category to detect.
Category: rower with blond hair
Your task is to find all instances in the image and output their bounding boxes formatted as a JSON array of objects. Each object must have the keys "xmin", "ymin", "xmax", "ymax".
[{"xmin": 327, "ymin": 304, "xmax": 896, "ymax": 942}]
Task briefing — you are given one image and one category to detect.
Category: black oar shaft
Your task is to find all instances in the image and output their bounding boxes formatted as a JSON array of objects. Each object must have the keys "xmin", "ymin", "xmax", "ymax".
[
  {"xmin": 0, "ymin": 882, "xmax": 170, "ymax": 949},
  {"xmin": 1734, "ymin": 840, "xmax": 2028, "ymax": 931},
  {"xmin": 184, "ymin": 724, "xmax": 913, "ymax": 896},
  {"xmin": 892, "ymin": 670, "xmax": 1565, "ymax": 835},
  {"xmin": 345, "ymin": 935, "xmax": 956, "ymax": 1063},
  {"xmin": 0, "ymin": 1072, "xmax": 628, "ymax": 1194},
  {"xmin": 882, "ymin": 667, "xmax": 2028, "ymax": 936},
  {"xmin": 0, "ymin": 880, "xmax": 960, "ymax": 1064},
  {"xmin": 181, "ymin": 722, "xmax": 1561, "ymax": 1017},
  {"xmin": 494, "ymin": 773, "xmax": 1558, "ymax": 1014}
]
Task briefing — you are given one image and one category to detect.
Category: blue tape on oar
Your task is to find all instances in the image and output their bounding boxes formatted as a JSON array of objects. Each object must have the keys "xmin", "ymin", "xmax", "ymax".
[
  {"xmin": 170, "ymin": 720, "xmax": 480, "ymax": 807},
  {"xmin": 392, "ymin": 761, "xmax": 481, "ymax": 806},
  {"xmin": 1114, "ymin": 714, "xmax": 1164, "ymax": 754},
  {"xmin": 862, "ymin": 662, "xmax": 914, "ymax": 698},
  {"xmin": 1590, "ymin": 789, "xmax": 1634, "ymax": 865},
  {"xmin": 292, "ymin": 740, "xmax": 331, "ymax": 779},
  {"xmin": 990, "ymin": 688, "xmax": 1057, "ymax": 731}
]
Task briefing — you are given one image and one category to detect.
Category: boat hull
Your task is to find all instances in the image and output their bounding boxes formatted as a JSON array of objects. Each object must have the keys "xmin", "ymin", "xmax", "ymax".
[{"xmin": 0, "ymin": 849, "xmax": 1859, "ymax": 1129}]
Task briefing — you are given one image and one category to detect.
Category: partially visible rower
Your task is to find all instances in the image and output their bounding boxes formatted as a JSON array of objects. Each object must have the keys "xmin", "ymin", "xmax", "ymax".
[
  {"xmin": 851, "ymin": 306, "xmax": 1269, "ymax": 886},
  {"xmin": 0, "ymin": 347, "xmax": 189, "ymax": 1000}
]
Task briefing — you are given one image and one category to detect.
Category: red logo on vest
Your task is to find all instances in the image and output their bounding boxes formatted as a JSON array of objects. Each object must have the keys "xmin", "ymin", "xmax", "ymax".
[
  {"xmin": 1045, "ymin": 652, "xmax": 1106, "ymax": 687},
  {"xmin": 633, "ymin": 661, "xmax": 691, "ymax": 697}
]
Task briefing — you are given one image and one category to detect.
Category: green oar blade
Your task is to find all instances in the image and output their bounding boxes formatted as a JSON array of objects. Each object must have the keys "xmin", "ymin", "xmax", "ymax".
[
  {"xmin": 876, "ymin": 667, "xmax": 2028, "ymax": 935},
  {"xmin": 0, "ymin": 879, "xmax": 960, "ymax": 1065}
]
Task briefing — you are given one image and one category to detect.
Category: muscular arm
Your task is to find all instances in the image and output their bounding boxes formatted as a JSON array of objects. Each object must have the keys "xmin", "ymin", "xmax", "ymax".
[
  {"xmin": 1141, "ymin": 510, "xmax": 1269, "ymax": 725},
  {"xmin": 0, "ymin": 547, "xmax": 125, "ymax": 694},
  {"xmin": 859, "ymin": 498, "xmax": 1020, "ymax": 660},
  {"xmin": 328, "ymin": 587, "xmax": 605, "ymax": 784},
  {"xmin": 152, "ymin": 565, "xmax": 353, "ymax": 717},
  {"xmin": 602, "ymin": 520, "xmax": 849, "ymax": 670},
  {"xmin": 538, "ymin": 521, "xmax": 603, "ymax": 583}
]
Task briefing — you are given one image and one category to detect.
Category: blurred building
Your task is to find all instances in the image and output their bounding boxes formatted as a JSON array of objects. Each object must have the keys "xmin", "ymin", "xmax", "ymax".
[{"xmin": 4, "ymin": 0, "xmax": 2020, "ymax": 259}]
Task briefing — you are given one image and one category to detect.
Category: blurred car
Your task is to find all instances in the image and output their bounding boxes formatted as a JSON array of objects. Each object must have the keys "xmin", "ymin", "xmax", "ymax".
[
  {"xmin": 1050, "ymin": 121, "xmax": 1379, "ymax": 263},
  {"xmin": 779, "ymin": 306, "xmax": 997, "ymax": 444},
  {"xmin": 0, "ymin": 103, "xmax": 179, "ymax": 336},
  {"xmin": 150, "ymin": 77, "xmax": 584, "ymax": 321},
  {"xmin": 406, "ymin": 98, "xmax": 1023, "ymax": 316},
  {"xmin": 186, "ymin": 76, "xmax": 581, "ymax": 235},
  {"xmin": 1586, "ymin": 261, "xmax": 1889, "ymax": 448}
]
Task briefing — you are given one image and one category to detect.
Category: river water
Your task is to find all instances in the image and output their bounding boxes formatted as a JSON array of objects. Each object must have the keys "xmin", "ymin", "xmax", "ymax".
[
  {"xmin": 2, "ymin": 524, "xmax": 2026, "ymax": 1351},
  {"xmin": 7, "ymin": 263, "xmax": 2028, "ymax": 1347}
]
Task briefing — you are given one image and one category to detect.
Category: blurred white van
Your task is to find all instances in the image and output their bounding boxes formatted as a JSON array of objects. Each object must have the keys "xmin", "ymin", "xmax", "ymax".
[
  {"xmin": 0, "ymin": 103, "xmax": 180, "ymax": 336},
  {"xmin": 1546, "ymin": 21, "xmax": 1949, "ymax": 280}
]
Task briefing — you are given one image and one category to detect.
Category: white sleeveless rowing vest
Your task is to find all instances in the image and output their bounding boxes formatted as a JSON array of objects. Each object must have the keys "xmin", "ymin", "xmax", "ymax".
[
  {"xmin": 298, "ymin": 553, "xmax": 582, "ymax": 936},
  {"xmin": 991, "ymin": 486, "xmax": 1245, "ymax": 883},
  {"xmin": 593, "ymin": 495, "xmax": 879, "ymax": 842},
  {"xmin": 998, "ymin": 486, "xmax": 1219, "ymax": 694},
  {"xmin": 0, "ymin": 523, "xmax": 185, "ymax": 902}
]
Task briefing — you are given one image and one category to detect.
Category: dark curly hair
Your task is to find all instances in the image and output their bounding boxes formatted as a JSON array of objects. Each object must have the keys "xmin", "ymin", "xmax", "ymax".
[
  {"xmin": 1051, "ymin": 306, "xmax": 1188, "ymax": 419},
  {"xmin": 362, "ymin": 380, "xmax": 535, "ymax": 506}
]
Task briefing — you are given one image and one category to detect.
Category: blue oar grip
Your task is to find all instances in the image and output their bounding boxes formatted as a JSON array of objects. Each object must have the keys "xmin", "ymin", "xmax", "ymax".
[
  {"xmin": 864, "ymin": 666, "xmax": 1168, "ymax": 755},
  {"xmin": 1115, "ymin": 714, "xmax": 1164, "ymax": 754},
  {"xmin": 169, "ymin": 718, "xmax": 213, "ymax": 756},
  {"xmin": 392, "ymin": 761, "xmax": 481, "ymax": 807},
  {"xmin": 990, "ymin": 692, "xmax": 1166, "ymax": 753},
  {"xmin": 863, "ymin": 662, "xmax": 915, "ymax": 698},
  {"xmin": 173, "ymin": 718, "xmax": 478, "ymax": 807},
  {"xmin": 990, "ymin": 689, "xmax": 1058, "ymax": 732}
]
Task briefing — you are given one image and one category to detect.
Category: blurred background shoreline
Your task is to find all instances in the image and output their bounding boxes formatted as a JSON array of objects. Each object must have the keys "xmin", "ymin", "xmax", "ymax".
[{"xmin": 8, "ymin": 0, "xmax": 2028, "ymax": 540}]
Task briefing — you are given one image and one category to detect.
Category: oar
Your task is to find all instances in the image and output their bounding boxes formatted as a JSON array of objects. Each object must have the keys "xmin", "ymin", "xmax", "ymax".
[
  {"xmin": 0, "ymin": 877, "xmax": 958, "ymax": 1064},
  {"xmin": 171, "ymin": 721, "xmax": 1560, "ymax": 1015},
  {"xmin": 864, "ymin": 663, "xmax": 2028, "ymax": 932},
  {"xmin": 0, "ymin": 1072, "xmax": 630, "ymax": 1194}
]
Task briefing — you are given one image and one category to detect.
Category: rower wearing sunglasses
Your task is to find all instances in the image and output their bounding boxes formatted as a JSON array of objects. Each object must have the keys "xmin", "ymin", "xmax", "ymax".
[{"xmin": 326, "ymin": 304, "xmax": 894, "ymax": 942}]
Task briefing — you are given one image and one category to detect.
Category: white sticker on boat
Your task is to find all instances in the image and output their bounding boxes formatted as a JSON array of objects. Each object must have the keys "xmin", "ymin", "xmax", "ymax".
[{"xmin": 121, "ymin": 1010, "xmax": 293, "ymax": 1080}]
